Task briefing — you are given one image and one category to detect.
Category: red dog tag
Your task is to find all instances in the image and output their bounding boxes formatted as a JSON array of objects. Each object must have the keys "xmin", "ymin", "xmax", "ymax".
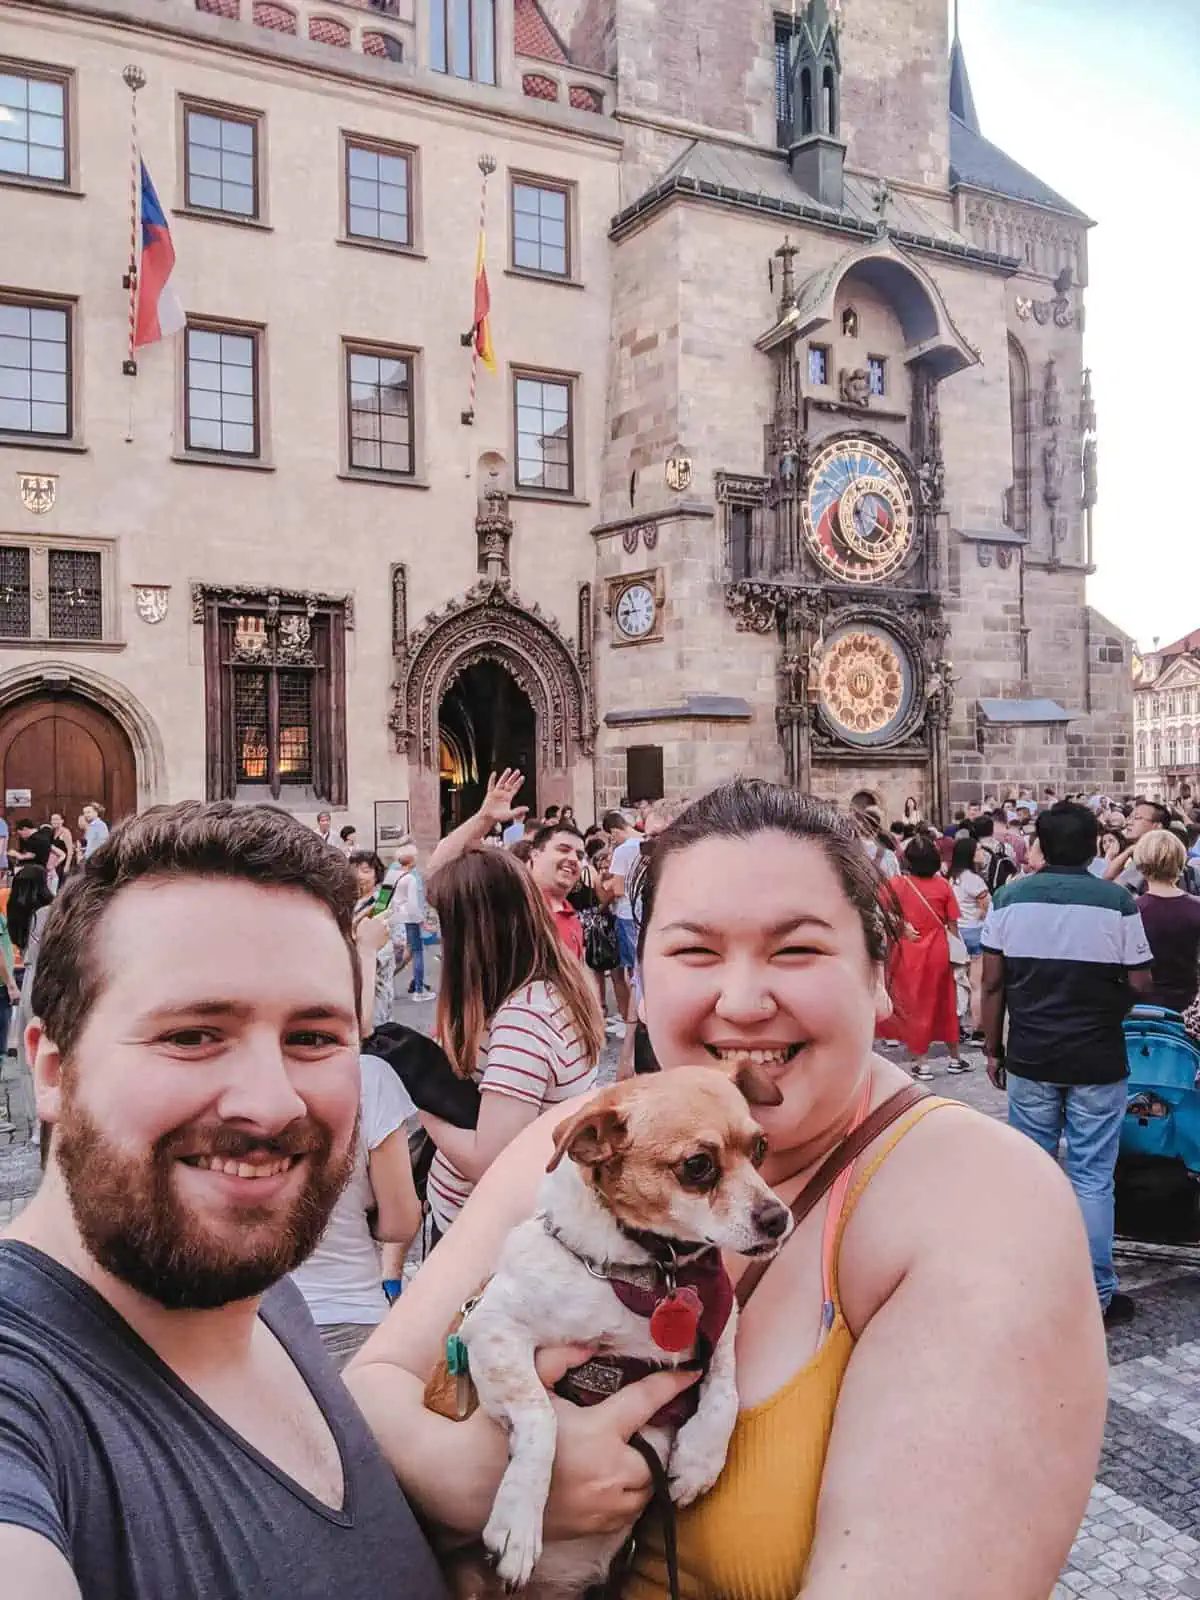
[{"xmin": 649, "ymin": 1286, "xmax": 703, "ymax": 1353}]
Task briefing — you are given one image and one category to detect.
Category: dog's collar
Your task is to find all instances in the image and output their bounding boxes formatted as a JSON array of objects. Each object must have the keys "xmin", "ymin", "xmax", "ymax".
[{"xmin": 539, "ymin": 1214, "xmax": 714, "ymax": 1293}]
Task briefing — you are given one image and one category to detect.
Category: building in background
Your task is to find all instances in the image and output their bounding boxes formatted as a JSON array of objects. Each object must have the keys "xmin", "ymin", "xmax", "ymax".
[
  {"xmin": 1133, "ymin": 633, "xmax": 1200, "ymax": 804},
  {"xmin": 0, "ymin": 0, "xmax": 1131, "ymax": 841}
]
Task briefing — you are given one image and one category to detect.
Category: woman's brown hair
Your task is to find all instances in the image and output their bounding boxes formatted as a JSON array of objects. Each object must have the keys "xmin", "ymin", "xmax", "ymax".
[
  {"xmin": 429, "ymin": 849, "xmax": 605, "ymax": 1078},
  {"xmin": 637, "ymin": 779, "xmax": 902, "ymax": 963}
]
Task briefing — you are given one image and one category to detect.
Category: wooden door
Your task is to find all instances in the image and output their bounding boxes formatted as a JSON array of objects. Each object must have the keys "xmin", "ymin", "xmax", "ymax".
[{"xmin": 0, "ymin": 695, "xmax": 136, "ymax": 826}]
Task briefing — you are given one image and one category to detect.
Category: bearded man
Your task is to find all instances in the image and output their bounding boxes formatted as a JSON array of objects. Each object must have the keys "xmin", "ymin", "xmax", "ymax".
[{"xmin": 0, "ymin": 802, "xmax": 447, "ymax": 1600}]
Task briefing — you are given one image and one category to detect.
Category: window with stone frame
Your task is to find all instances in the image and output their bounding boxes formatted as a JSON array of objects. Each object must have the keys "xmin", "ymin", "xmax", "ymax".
[
  {"xmin": 1136, "ymin": 737, "xmax": 1147, "ymax": 769},
  {"xmin": 344, "ymin": 137, "xmax": 413, "ymax": 247},
  {"xmin": 345, "ymin": 344, "xmax": 415, "ymax": 477},
  {"xmin": 0, "ymin": 539, "xmax": 115, "ymax": 641},
  {"xmin": 867, "ymin": 355, "xmax": 887, "ymax": 397},
  {"xmin": 1169, "ymin": 734, "xmax": 1178, "ymax": 766},
  {"xmin": 807, "ymin": 343, "xmax": 830, "ymax": 387},
  {"xmin": 183, "ymin": 102, "xmax": 260, "ymax": 219},
  {"xmin": 514, "ymin": 371, "xmax": 573, "ymax": 494},
  {"xmin": 184, "ymin": 322, "xmax": 261, "ymax": 458},
  {"xmin": 774, "ymin": 16, "xmax": 797, "ymax": 143},
  {"xmin": 511, "ymin": 177, "xmax": 570, "ymax": 278},
  {"xmin": 0, "ymin": 62, "xmax": 69, "ymax": 186},
  {"xmin": 430, "ymin": 0, "xmax": 495, "ymax": 84},
  {"xmin": 0, "ymin": 295, "xmax": 71, "ymax": 440},
  {"xmin": 1185, "ymin": 692, "xmax": 1194, "ymax": 716},
  {"xmin": 198, "ymin": 589, "xmax": 348, "ymax": 803}
]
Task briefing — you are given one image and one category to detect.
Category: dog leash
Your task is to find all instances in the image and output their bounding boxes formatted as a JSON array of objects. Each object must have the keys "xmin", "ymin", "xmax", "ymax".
[{"xmin": 623, "ymin": 1433, "xmax": 682, "ymax": 1600}]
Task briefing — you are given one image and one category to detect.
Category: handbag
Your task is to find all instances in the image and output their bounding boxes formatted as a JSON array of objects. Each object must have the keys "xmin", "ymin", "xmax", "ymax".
[
  {"xmin": 907, "ymin": 881, "xmax": 969, "ymax": 966},
  {"xmin": 581, "ymin": 907, "xmax": 620, "ymax": 972}
]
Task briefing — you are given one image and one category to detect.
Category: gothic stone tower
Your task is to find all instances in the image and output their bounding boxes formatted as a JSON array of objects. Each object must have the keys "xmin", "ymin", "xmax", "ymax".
[{"xmin": 547, "ymin": 0, "xmax": 1131, "ymax": 811}]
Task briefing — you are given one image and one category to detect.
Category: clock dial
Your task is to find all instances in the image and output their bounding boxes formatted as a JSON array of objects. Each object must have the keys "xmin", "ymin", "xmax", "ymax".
[
  {"xmin": 816, "ymin": 622, "xmax": 917, "ymax": 747},
  {"xmin": 616, "ymin": 583, "xmax": 656, "ymax": 639},
  {"xmin": 801, "ymin": 436, "xmax": 915, "ymax": 584}
]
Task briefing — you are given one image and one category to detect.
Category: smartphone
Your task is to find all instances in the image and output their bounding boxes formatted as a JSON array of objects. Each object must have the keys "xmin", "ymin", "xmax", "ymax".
[{"xmin": 370, "ymin": 883, "xmax": 396, "ymax": 917}]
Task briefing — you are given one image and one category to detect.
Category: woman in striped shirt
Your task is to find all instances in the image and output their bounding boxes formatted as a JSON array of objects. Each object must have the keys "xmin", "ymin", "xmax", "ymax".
[{"xmin": 422, "ymin": 848, "xmax": 604, "ymax": 1237}]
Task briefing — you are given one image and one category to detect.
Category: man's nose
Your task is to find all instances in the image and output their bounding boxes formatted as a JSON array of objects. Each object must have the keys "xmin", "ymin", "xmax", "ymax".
[{"xmin": 213, "ymin": 1034, "xmax": 308, "ymax": 1132}]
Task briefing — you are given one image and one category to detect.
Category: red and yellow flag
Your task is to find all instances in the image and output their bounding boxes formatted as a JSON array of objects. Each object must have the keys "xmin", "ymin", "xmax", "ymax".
[{"xmin": 473, "ymin": 228, "xmax": 497, "ymax": 373}]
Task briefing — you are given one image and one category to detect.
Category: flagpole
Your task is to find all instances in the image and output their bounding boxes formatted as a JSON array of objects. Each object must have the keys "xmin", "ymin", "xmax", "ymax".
[
  {"xmin": 121, "ymin": 65, "xmax": 146, "ymax": 441},
  {"xmin": 461, "ymin": 153, "xmax": 496, "ymax": 427}
]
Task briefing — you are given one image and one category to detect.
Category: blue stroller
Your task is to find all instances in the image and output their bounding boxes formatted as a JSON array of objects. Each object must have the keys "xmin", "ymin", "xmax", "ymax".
[{"xmin": 1117, "ymin": 1005, "xmax": 1200, "ymax": 1236}]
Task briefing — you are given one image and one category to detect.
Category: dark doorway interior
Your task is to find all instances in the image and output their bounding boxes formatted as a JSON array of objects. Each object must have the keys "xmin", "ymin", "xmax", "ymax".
[{"xmin": 438, "ymin": 660, "xmax": 537, "ymax": 833}]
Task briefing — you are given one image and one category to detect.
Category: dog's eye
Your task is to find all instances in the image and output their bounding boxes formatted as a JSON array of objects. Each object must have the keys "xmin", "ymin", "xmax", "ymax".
[
  {"xmin": 750, "ymin": 1134, "xmax": 768, "ymax": 1167},
  {"xmin": 680, "ymin": 1152, "xmax": 719, "ymax": 1190}
]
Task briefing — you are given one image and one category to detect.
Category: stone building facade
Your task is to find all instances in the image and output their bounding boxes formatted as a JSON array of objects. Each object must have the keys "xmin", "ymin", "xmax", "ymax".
[
  {"xmin": 1133, "ymin": 633, "xmax": 1200, "ymax": 804},
  {"xmin": 0, "ymin": 0, "xmax": 1131, "ymax": 843}
]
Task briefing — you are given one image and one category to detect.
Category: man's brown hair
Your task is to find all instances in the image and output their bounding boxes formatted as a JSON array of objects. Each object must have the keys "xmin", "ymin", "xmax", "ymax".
[{"xmin": 31, "ymin": 800, "xmax": 360, "ymax": 1058}]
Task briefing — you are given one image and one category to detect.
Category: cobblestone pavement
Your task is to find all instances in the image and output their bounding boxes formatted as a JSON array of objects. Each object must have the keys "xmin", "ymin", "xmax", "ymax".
[{"xmin": 4, "ymin": 1020, "xmax": 1200, "ymax": 1597}]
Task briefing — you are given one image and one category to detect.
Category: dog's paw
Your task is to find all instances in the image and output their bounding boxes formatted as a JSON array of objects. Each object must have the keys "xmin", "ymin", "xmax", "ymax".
[
  {"xmin": 667, "ymin": 1429, "xmax": 724, "ymax": 1508},
  {"xmin": 483, "ymin": 1496, "xmax": 543, "ymax": 1591}
]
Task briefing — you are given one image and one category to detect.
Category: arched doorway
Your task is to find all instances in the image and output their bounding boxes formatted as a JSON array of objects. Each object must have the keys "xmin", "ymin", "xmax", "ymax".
[
  {"xmin": 438, "ymin": 660, "xmax": 537, "ymax": 832},
  {"xmin": 0, "ymin": 693, "xmax": 137, "ymax": 825},
  {"xmin": 391, "ymin": 583, "xmax": 594, "ymax": 844}
]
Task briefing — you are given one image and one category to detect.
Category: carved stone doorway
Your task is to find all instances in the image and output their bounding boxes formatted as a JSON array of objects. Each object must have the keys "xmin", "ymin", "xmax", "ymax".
[
  {"xmin": 391, "ymin": 583, "xmax": 594, "ymax": 846},
  {"xmin": 438, "ymin": 660, "xmax": 537, "ymax": 833}
]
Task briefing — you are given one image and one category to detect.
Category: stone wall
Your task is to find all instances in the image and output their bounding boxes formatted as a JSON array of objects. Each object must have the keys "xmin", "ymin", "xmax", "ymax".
[{"xmin": 837, "ymin": 0, "xmax": 949, "ymax": 190}]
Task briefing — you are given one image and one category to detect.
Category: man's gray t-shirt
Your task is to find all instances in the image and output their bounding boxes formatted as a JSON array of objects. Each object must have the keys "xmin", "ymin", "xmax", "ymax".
[{"xmin": 0, "ymin": 1242, "xmax": 447, "ymax": 1599}]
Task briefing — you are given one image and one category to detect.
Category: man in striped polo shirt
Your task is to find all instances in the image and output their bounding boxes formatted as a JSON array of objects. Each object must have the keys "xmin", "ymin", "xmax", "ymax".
[{"xmin": 981, "ymin": 801, "xmax": 1153, "ymax": 1327}]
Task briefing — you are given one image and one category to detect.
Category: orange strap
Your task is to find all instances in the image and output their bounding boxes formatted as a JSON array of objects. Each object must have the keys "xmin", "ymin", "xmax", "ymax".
[{"xmin": 818, "ymin": 1076, "xmax": 873, "ymax": 1330}]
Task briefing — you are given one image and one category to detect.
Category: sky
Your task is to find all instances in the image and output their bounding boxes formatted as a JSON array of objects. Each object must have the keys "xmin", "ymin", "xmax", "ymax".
[{"xmin": 956, "ymin": 0, "xmax": 1200, "ymax": 652}]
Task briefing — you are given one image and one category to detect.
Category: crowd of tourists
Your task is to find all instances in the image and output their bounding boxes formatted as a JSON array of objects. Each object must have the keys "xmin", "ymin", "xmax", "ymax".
[{"xmin": 0, "ymin": 774, "xmax": 1193, "ymax": 1595}]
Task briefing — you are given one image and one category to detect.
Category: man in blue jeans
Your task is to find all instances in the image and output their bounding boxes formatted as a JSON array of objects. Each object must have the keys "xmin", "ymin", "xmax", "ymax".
[{"xmin": 981, "ymin": 800, "xmax": 1153, "ymax": 1327}]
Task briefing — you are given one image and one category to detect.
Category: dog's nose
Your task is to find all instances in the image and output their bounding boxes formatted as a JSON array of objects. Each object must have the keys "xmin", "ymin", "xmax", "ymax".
[{"xmin": 753, "ymin": 1200, "xmax": 791, "ymax": 1240}]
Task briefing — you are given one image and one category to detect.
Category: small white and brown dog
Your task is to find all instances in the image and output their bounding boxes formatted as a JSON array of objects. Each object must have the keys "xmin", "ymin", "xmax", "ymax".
[{"xmin": 424, "ymin": 1062, "xmax": 793, "ymax": 1599}]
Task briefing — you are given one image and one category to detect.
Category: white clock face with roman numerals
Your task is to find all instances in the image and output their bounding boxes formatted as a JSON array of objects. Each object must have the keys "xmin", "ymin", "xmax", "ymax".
[{"xmin": 616, "ymin": 583, "xmax": 656, "ymax": 640}]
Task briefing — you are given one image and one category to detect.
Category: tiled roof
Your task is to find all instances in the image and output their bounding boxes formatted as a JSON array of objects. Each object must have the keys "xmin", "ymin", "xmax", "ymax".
[
  {"xmin": 950, "ymin": 114, "xmax": 1089, "ymax": 220},
  {"xmin": 1160, "ymin": 629, "xmax": 1200, "ymax": 657},
  {"xmin": 514, "ymin": 0, "xmax": 568, "ymax": 65},
  {"xmin": 617, "ymin": 140, "xmax": 1011, "ymax": 268}
]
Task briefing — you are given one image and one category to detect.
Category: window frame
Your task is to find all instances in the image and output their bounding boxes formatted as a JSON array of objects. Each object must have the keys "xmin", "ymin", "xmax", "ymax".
[
  {"xmin": 807, "ymin": 343, "xmax": 830, "ymax": 388},
  {"xmin": 180, "ymin": 98, "xmax": 263, "ymax": 224},
  {"xmin": 182, "ymin": 319, "xmax": 263, "ymax": 463},
  {"xmin": 343, "ymin": 340, "xmax": 417, "ymax": 481},
  {"xmin": 429, "ymin": 0, "xmax": 497, "ymax": 84},
  {"xmin": 198, "ymin": 587, "xmax": 348, "ymax": 805},
  {"xmin": 512, "ymin": 368, "xmax": 575, "ymax": 497},
  {"xmin": 0, "ymin": 291, "xmax": 75, "ymax": 446},
  {"xmin": 341, "ymin": 133, "xmax": 416, "ymax": 254},
  {"xmin": 867, "ymin": 355, "xmax": 887, "ymax": 397},
  {"xmin": 0, "ymin": 59, "xmax": 72, "ymax": 192},
  {"xmin": 509, "ymin": 174, "xmax": 573, "ymax": 281},
  {"xmin": 0, "ymin": 534, "xmax": 119, "ymax": 645}
]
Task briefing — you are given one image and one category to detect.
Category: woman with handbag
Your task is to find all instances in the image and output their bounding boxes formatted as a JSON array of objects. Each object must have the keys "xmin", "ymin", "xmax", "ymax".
[
  {"xmin": 948, "ymin": 833, "xmax": 992, "ymax": 1040},
  {"xmin": 876, "ymin": 834, "xmax": 971, "ymax": 1079}
]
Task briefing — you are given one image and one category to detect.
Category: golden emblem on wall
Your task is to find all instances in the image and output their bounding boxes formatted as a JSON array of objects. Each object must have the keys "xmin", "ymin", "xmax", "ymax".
[
  {"xmin": 665, "ymin": 453, "xmax": 693, "ymax": 493},
  {"xmin": 816, "ymin": 626, "xmax": 911, "ymax": 744},
  {"xmin": 18, "ymin": 473, "xmax": 57, "ymax": 515}
]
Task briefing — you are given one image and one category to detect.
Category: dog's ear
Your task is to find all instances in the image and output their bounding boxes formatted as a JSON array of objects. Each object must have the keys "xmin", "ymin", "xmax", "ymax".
[
  {"xmin": 546, "ymin": 1104, "xmax": 630, "ymax": 1172},
  {"xmin": 733, "ymin": 1062, "xmax": 784, "ymax": 1107}
]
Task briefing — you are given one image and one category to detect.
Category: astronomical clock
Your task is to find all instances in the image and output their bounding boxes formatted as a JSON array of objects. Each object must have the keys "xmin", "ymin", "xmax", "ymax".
[{"xmin": 801, "ymin": 437, "xmax": 916, "ymax": 587}]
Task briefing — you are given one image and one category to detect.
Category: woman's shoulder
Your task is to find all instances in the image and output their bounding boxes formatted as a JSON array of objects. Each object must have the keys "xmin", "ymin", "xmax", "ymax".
[{"xmin": 840, "ymin": 1100, "xmax": 1085, "ymax": 1317}]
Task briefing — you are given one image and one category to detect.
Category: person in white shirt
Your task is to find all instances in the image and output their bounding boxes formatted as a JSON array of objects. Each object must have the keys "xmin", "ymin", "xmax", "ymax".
[
  {"xmin": 391, "ymin": 845, "xmax": 432, "ymax": 999},
  {"xmin": 290, "ymin": 1054, "xmax": 420, "ymax": 1368},
  {"xmin": 948, "ymin": 833, "xmax": 992, "ymax": 1039},
  {"xmin": 81, "ymin": 802, "xmax": 110, "ymax": 859}
]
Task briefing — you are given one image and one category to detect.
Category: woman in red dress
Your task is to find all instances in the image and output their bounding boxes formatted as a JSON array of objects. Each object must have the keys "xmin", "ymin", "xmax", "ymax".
[{"xmin": 876, "ymin": 834, "xmax": 969, "ymax": 1081}]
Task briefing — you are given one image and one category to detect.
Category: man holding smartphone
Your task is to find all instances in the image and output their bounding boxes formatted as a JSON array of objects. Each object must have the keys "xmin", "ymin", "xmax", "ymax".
[{"xmin": 980, "ymin": 801, "xmax": 1153, "ymax": 1329}]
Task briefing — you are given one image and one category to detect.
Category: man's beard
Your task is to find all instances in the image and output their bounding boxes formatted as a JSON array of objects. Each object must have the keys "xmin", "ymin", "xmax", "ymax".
[{"xmin": 55, "ymin": 1091, "xmax": 356, "ymax": 1311}]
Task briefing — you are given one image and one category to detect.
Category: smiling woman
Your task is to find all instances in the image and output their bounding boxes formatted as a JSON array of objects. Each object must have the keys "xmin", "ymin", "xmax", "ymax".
[{"xmin": 348, "ymin": 781, "xmax": 1108, "ymax": 1600}]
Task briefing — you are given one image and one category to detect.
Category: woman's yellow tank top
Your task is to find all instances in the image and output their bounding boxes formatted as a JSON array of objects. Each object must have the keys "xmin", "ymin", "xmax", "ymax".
[{"xmin": 625, "ymin": 1097, "xmax": 955, "ymax": 1600}]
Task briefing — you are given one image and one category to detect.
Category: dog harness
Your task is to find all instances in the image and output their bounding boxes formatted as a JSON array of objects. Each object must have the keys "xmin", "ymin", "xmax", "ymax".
[{"xmin": 544, "ymin": 1225, "xmax": 735, "ymax": 1429}]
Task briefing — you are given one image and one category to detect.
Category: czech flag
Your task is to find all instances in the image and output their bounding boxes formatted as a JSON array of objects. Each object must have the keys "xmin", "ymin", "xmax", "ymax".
[
  {"xmin": 133, "ymin": 160, "xmax": 185, "ymax": 349},
  {"xmin": 472, "ymin": 227, "xmax": 497, "ymax": 373}
]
